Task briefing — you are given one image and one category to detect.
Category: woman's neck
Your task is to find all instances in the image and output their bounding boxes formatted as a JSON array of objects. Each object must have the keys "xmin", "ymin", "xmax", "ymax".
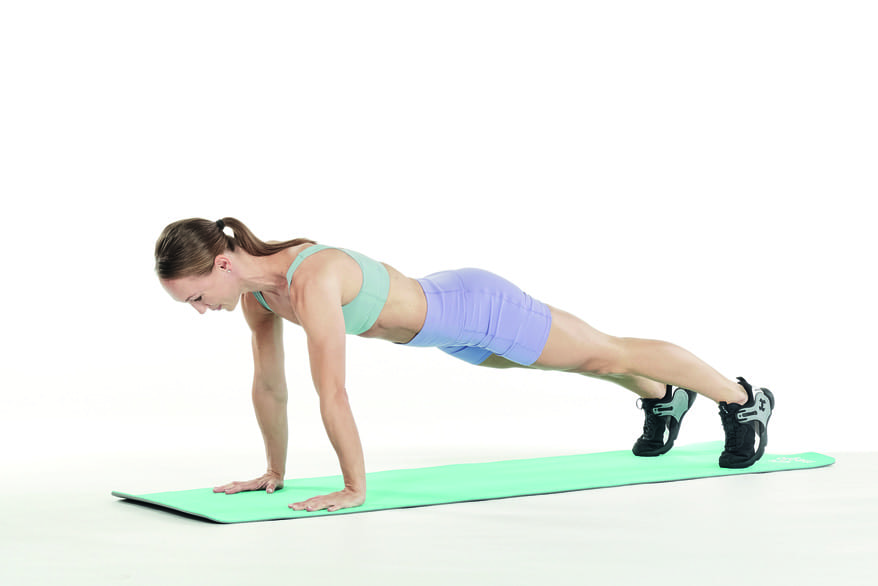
[{"xmin": 232, "ymin": 247, "xmax": 300, "ymax": 296}]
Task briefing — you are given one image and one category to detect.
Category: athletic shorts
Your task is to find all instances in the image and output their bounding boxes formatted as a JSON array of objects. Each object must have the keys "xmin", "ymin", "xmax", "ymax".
[{"xmin": 402, "ymin": 268, "xmax": 553, "ymax": 366}]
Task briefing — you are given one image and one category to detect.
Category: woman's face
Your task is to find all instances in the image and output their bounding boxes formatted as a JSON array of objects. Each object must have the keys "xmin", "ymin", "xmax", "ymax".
[{"xmin": 161, "ymin": 257, "xmax": 239, "ymax": 314}]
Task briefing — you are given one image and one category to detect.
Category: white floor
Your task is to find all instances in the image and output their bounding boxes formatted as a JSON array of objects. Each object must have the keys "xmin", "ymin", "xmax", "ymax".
[{"xmin": 3, "ymin": 449, "xmax": 876, "ymax": 586}]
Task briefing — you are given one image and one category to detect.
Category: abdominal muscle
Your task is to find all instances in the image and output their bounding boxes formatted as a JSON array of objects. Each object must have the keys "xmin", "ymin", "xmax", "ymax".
[{"xmin": 360, "ymin": 263, "xmax": 428, "ymax": 344}]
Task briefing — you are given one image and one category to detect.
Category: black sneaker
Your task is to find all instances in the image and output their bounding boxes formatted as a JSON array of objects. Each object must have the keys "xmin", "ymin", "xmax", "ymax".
[
  {"xmin": 633, "ymin": 385, "xmax": 697, "ymax": 457},
  {"xmin": 718, "ymin": 377, "xmax": 775, "ymax": 468}
]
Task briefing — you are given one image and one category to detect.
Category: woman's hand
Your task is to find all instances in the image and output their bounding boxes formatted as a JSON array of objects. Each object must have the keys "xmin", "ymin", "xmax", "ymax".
[
  {"xmin": 290, "ymin": 488, "xmax": 365, "ymax": 513},
  {"xmin": 213, "ymin": 472, "xmax": 284, "ymax": 495}
]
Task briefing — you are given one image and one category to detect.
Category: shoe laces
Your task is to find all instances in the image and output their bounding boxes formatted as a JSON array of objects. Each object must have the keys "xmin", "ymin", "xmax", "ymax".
[
  {"xmin": 640, "ymin": 401, "xmax": 664, "ymax": 440},
  {"xmin": 720, "ymin": 404, "xmax": 747, "ymax": 451}
]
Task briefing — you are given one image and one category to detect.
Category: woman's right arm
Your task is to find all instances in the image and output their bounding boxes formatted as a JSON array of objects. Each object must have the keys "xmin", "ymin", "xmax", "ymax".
[{"xmin": 214, "ymin": 293, "xmax": 288, "ymax": 495}]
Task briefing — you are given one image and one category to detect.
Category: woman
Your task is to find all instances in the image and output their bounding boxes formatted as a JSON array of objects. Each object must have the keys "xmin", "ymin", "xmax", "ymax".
[{"xmin": 155, "ymin": 217, "xmax": 775, "ymax": 513}]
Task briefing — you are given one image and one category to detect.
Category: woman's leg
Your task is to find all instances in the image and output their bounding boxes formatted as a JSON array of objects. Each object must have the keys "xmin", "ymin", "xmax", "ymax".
[
  {"xmin": 479, "ymin": 353, "xmax": 667, "ymax": 399},
  {"xmin": 482, "ymin": 305, "xmax": 748, "ymax": 405},
  {"xmin": 539, "ymin": 305, "xmax": 748, "ymax": 404}
]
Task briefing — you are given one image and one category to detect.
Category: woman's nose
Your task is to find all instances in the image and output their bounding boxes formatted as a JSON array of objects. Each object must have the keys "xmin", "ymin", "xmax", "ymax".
[{"xmin": 192, "ymin": 302, "xmax": 207, "ymax": 314}]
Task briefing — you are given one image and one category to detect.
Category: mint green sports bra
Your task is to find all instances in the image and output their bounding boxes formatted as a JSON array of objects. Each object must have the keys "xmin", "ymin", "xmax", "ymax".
[{"xmin": 252, "ymin": 245, "xmax": 390, "ymax": 335}]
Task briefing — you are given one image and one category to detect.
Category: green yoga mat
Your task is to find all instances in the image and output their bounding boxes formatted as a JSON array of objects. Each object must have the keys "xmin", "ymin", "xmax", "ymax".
[{"xmin": 113, "ymin": 441, "xmax": 834, "ymax": 523}]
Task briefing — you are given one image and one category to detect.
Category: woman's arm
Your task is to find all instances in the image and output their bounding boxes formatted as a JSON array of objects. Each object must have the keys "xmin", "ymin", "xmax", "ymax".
[
  {"xmin": 288, "ymin": 272, "xmax": 366, "ymax": 512},
  {"xmin": 214, "ymin": 293, "xmax": 288, "ymax": 495}
]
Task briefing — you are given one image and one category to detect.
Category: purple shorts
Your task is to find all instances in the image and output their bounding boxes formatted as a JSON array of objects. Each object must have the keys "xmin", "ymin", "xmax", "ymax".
[{"xmin": 403, "ymin": 268, "xmax": 553, "ymax": 366}]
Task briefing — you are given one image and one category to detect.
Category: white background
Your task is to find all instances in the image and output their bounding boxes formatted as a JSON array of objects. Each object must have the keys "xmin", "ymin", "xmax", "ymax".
[{"xmin": 1, "ymin": 1, "xmax": 875, "ymax": 491}]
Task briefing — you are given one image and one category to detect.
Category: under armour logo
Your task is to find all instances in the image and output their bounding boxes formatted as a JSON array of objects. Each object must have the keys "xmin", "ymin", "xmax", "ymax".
[{"xmin": 759, "ymin": 398, "xmax": 766, "ymax": 412}]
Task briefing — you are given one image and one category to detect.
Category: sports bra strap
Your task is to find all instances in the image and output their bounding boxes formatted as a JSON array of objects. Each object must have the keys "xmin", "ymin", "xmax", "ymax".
[
  {"xmin": 253, "ymin": 291, "xmax": 272, "ymax": 312},
  {"xmin": 285, "ymin": 244, "xmax": 334, "ymax": 287}
]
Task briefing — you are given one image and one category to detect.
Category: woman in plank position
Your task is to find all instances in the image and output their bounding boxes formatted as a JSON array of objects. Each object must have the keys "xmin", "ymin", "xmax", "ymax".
[{"xmin": 156, "ymin": 217, "xmax": 775, "ymax": 513}]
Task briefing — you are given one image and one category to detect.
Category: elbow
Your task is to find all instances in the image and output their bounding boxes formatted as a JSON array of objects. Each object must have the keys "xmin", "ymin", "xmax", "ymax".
[
  {"xmin": 318, "ymin": 385, "xmax": 350, "ymax": 408},
  {"xmin": 253, "ymin": 380, "xmax": 288, "ymax": 402}
]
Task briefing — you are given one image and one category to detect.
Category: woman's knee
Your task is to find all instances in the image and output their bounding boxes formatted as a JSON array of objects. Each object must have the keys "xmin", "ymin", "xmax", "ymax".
[{"xmin": 576, "ymin": 337, "xmax": 631, "ymax": 376}]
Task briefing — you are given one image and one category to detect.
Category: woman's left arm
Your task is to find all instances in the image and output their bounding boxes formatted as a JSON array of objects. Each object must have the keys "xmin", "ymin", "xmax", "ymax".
[{"xmin": 289, "ymin": 272, "xmax": 367, "ymax": 513}]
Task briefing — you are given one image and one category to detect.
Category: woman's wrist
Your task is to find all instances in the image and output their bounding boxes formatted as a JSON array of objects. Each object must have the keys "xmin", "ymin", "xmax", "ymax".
[{"xmin": 344, "ymin": 478, "xmax": 367, "ymax": 494}]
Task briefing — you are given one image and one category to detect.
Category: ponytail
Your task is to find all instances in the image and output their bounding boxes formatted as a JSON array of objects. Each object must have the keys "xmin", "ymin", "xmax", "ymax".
[
  {"xmin": 155, "ymin": 217, "xmax": 316, "ymax": 279},
  {"xmin": 217, "ymin": 217, "xmax": 316, "ymax": 258}
]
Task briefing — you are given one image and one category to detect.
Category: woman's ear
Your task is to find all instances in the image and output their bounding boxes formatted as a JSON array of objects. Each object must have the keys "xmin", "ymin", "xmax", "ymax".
[{"xmin": 215, "ymin": 256, "xmax": 232, "ymax": 273}]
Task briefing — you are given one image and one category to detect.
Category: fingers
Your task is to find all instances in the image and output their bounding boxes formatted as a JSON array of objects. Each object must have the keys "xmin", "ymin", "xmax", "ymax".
[
  {"xmin": 213, "ymin": 481, "xmax": 249, "ymax": 494},
  {"xmin": 290, "ymin": 498, "xmax": 320, "ymax": 512},
  {"xmin": 290, "ymin": 493, "xmax": 326, "ymax": 511},
  {"xmin": 269, "ymin": 479, "xmax": 284, "ymax": 494},
  {"xmin": 289, "ymin": 490, "xmax": 365, "ymax": 513},
  {"xmin": 212, "ymin": 477, "xmax": 274, "ymax": 495}
]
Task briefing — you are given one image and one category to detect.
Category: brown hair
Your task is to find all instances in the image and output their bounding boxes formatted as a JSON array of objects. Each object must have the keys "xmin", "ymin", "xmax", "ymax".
[{"xmin": 155, "ymin": 217, "xmax": 316, "ymax": 279}]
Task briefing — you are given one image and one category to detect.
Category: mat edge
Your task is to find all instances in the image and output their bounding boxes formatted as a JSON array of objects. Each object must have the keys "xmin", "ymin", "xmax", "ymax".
[{"xmin": 113, "ymin": 491, "xmax": 228, "ymax": 524}]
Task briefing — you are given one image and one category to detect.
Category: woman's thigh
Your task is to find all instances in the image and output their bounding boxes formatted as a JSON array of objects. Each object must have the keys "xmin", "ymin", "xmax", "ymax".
[{"xmin": 531, "ymin": 305, "xmax": 623, "ymax": 373}]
